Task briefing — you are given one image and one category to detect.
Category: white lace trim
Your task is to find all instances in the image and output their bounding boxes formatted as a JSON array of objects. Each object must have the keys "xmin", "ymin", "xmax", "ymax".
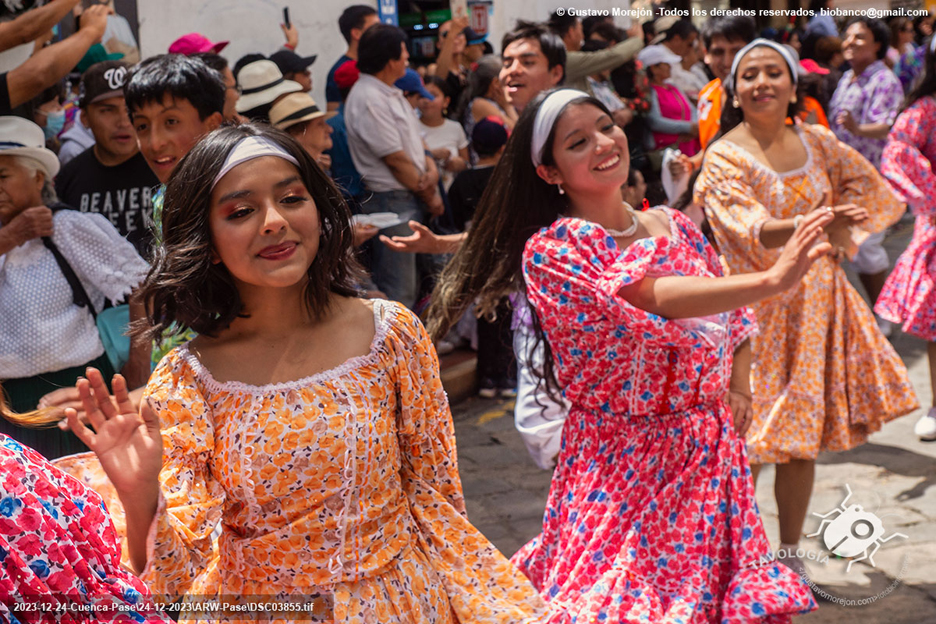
[{"xmin": 179, "ymin": 299, "xmax": 394, "ymax": 395}]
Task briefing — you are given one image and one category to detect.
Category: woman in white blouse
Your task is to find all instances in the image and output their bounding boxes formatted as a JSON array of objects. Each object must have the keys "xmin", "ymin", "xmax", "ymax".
[{"xmin": 0, "ymin": 117, "xmax": 149, "ymax": 458}]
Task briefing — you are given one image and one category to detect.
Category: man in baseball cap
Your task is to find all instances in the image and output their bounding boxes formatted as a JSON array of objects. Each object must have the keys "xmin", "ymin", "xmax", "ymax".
[
  {"xmin": 55, "ymin": 60, "xmax": 158, "ymax": 257},
  {"xmin": 269, "ymin": 50, "xmax": 316, "ymax": 92}
]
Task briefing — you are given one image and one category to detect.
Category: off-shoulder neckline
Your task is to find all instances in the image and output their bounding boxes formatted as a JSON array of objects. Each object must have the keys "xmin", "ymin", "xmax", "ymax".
[
  {"xmin": 179, "ymin": 298, "xmax": 395, "ymax": 394},
  {"xmin": 718, "ymin": 125, "xmax": 814, "ymax": 179}
]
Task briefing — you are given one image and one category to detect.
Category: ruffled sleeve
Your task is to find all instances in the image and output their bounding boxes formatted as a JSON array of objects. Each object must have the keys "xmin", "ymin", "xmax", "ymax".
[
  {"xmin": 385, "ymin": 302, "xmax": 546, "ymax": 623},
  {"xmin": 809, "ymin": 124, "xmax": 905, "ymax": 233},
  {"xmin": 881, "ymin": 101, "xmax": 936, "ymax": 217},
  {"xmin": 694, "ymin": 145, "xmax": 778, "ymax": 275},
  {"xmin": 387, "ymin": 303, "xmax": 465, "ymax": 514},
  {"xmin": 51, "ymin": 209, "xmax": 149, "ymax": 304},
  {"xmin": 524, "ymin": 217, "xmax": 737, "ymax": 350},
  {"xmin": 139, "ymin": 349, "xmax": 224, "ymax": 599}
]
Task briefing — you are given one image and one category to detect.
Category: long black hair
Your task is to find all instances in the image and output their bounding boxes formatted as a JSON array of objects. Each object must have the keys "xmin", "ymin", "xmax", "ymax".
[{"xmin": 427, "ymin": 90, "xmax": 613, "ymax": 400}]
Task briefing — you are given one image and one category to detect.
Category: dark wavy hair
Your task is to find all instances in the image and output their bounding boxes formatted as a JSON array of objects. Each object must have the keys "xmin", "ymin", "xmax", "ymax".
[
  {"xmin": 427, "ymin": 89, "xmax": 613, "ymax": 401},
  {"xmin": 137, "ymin": 123, "xmax": 363, "ymax": 345}
]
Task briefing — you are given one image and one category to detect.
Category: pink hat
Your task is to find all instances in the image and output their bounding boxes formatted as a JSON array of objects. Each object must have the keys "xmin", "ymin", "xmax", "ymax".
[
  {"xmin": 169, "ymin": 33, "xmax": 229, "ymax": 55},
  {"xmin": 799, "ymin": 59, "xmax": 830, "ymax": 75}
]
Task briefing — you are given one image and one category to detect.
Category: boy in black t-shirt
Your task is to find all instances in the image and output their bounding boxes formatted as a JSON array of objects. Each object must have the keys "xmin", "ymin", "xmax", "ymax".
[
  {"xmin": 447, "ymin": 116, "xmax": 508, "ymax": 232},
  {"xmin": 56, "ymin": 60, "xmax": 159, "ymax": 258}
]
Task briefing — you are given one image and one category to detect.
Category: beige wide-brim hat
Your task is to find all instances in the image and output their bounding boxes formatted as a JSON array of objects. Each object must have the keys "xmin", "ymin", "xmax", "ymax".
[
  {"xmin": 235, "ymin": 60, "xmax": 303, "ymax": 113},
  {"xmin": 270, "ymin": 92, "xmax": 337, "ymax": 131},
  {"xmin": 650, "ymin": 15, "xmax": 681, "ymax": 45},
  {"xmin": 0, "ymin": 116, "xmax": 60, "ymax": 178}
]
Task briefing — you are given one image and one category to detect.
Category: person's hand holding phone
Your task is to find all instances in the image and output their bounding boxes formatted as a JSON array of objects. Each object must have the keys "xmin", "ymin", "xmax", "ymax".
[{"xmin": 281, "ymin": 7, "xmax": 298, "ymax": 49}]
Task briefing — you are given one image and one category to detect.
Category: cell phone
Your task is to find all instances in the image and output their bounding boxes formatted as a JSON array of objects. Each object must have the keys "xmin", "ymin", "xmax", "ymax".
[{"xmin": 283, "ymin": 7, "xmax": 291, "ymax": 28}]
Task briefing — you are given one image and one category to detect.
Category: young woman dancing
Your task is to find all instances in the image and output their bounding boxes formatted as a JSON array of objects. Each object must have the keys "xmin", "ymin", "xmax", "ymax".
[
  {"xmin": 62, "ymin": 124, "xmax": 545, "ymax": 623},
  {"xmin": 428, "ymin": 88, "xmax": 827, "ymax": 622},
  {"xmin": 694, "ymin": 39, "xmax": 917, "ymax": 571},
  {"xmin": 878, "ymin": 36, "xmax": 936, "ymax": 441}
]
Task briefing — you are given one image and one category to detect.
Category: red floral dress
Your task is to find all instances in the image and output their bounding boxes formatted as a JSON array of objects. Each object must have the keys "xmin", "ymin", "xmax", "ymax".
[
  {"xmin": 0, "ymin": 434, "xmax": 171, "ymax": 623},
  {"xmin": 877, "ymin": 96, "xmax": 936, "ymax": 340},
  {"xmin": 511, "ymin": 208, "xmax": 816, "ymax": 623}
]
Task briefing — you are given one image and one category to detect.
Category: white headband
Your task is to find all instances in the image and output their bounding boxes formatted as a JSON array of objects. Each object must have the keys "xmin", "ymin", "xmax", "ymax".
[
  {"xmin": 212, "ymin": 136, "xmax": 301, "ymax": 189},
  {"xmin": 728, "ymin": 38, "xmax": 799, "ymax": 93},
  {"xmin": 531, "ymin": 89, "xmax": 590, "ymax": 167}
]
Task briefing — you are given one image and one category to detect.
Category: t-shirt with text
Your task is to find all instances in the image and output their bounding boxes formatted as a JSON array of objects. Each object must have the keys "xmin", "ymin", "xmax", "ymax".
[{"xmin": 54, "ymin": 148, "xmax": 159, "ymax": 258}]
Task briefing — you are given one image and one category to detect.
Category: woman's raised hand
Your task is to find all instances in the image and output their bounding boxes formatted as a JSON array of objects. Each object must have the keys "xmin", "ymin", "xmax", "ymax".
[
  {"xmin": 767, "ymin": 208, "xmax": 835, "ymax": 292},
  {"xmin": 63, "ymin": 368, "xmax": 163, "ymax": 499}
]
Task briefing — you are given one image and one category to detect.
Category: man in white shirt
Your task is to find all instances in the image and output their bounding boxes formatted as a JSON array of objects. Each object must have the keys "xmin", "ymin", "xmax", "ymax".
[{"xmin": 344, "ymin": 23, "xmax": 442, "ymax": 307}]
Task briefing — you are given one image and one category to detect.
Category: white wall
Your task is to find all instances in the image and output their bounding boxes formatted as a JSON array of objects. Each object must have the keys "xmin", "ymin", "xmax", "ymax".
[
  {"xmin": 138, "ymin": 0, "xmax": 647, "ymax": 108},
  {"xmin": 138, "ymin": 0, "xmax": 369, "ymax": 109}
]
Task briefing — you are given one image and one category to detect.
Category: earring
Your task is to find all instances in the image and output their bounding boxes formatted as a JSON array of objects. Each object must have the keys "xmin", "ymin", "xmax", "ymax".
[
  {"xmin": 732, "ymin": 98, "xmax": 740, "ymax": 108},
  {"xmin": 557, "ymin": 184, "xmax": 565, "ymax": 195}
]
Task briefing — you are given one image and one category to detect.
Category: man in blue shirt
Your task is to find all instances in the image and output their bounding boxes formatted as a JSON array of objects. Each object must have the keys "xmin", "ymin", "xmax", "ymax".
[{"xmin": 325, "ymin": 5, "xmax": 380, "ymax": 112}]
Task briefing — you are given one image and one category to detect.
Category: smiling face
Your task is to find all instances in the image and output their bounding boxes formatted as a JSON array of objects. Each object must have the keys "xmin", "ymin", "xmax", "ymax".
[
  {"xmin": 500, "ymin": 38, "xmax": 563, "ymax": 112},
  {"xmin": 704, "ymin": 35, "xmax": 749, "ymax": 83},
  {"xmin": 733, "ymin": 46, "xmax": 796, "ymax": 121},
  {"xmin": 83, "ymin": 95, "xmax": 136, "ymax": 163},
  {"xmin": 536, "ymin": 102, "xmax": 630, "ymax": 197},
  {"xmin": 209, "ymin": 155, "xmax": 321, "ymax": 292},
  {"xmin": 843, "ymin": 22, "xmax": 880, "ymax": 69},
  {"xmin": 132, "ymin": 94, "xmax": 222, "ymax": 183}
]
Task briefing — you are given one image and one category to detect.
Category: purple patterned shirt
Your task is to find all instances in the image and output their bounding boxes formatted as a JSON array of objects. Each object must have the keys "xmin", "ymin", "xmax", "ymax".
[{"xmin": 829, "ymin": 60, "xmax": 903, "ymax": 168}]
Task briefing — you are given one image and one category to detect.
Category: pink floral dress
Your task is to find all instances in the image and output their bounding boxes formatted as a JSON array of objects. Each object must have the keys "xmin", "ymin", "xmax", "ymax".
[
  {"xmin": 877, "ymin": 96, "xmax": 936, "ymax": 340},
  {"xmin": 0, "ymin": 435, "xmax": 171, "ymax": 623},
  {"xmin": 511, "ymin": 208, "xmax": 816, "ymax": 623}
]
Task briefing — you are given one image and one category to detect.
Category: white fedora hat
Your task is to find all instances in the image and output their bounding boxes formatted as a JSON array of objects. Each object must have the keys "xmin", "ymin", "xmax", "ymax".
[
  {"xmin": 235, "ymin": 60, "xmax": 303, "ymax": 113},
  {"xmin": 0, "ymin": 116, "xmax": 60, "ymax": 178}
]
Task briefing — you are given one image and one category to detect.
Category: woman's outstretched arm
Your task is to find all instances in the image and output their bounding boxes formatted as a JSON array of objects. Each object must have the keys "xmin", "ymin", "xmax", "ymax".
[{"xmin": 618, "ymin": 208, "xmax": 834, "ymax": 319}]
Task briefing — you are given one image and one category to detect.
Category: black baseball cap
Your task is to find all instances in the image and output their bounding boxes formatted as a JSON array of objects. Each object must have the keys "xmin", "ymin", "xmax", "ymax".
[
  {"xmin": 78, "ymin": 60, "xmax": 130, "ymax": 108},
  {"xmin": 269, "ymin": 50, "xmax": 317, "ymax": 75}
]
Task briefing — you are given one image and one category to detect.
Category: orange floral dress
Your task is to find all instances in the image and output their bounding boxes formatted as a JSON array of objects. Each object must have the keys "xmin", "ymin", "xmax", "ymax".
[
  {"xmin": 58, "ymin": 300, "xmax": 545, "ymax": 623},
  {"xmin": 694, "ymin": 124, "xmax": 918, "ymax": 464}
]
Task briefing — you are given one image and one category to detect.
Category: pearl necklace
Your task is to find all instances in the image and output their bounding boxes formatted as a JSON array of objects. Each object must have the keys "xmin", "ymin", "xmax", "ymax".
[{"xmin": 605, "ymin": 203, "xmax": 640, "ymax": 238}]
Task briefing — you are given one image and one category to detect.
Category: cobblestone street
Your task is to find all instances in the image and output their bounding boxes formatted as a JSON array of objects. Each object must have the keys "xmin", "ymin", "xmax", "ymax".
[{"xmin": 451, "ymin": 215, "xmax": 936, "ymax": 623}]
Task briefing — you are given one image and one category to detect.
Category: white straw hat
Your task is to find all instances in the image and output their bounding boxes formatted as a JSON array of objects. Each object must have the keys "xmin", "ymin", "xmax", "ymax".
[
  {"xmin": 0, "ymin": 116, "xmax": 60, "ymax": 178},
  {"xmin": 235, "ymin": 60, "xmax": 303, "ymax": 113}
]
